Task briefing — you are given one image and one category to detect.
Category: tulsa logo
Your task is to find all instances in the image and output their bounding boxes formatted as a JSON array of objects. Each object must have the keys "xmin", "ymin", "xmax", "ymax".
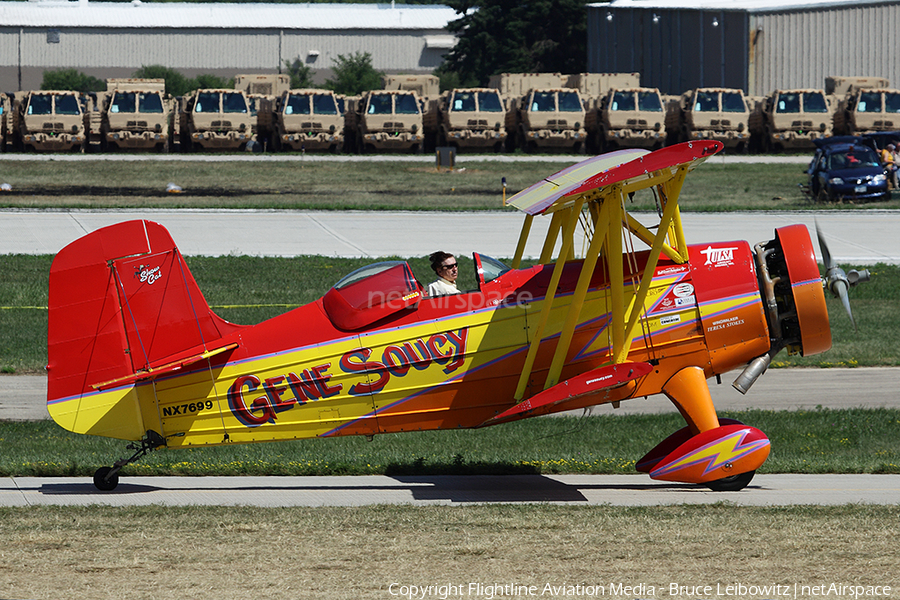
[{"xmin": 699, "ymin": 246, "xmax": 737, "ymax": 267}]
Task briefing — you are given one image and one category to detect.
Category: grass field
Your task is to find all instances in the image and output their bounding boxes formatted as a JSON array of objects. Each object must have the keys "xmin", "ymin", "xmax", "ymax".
[
  {"xmin": 2, "ymin": 157, "xmax": 899, "ymax": 210},
  {"xmin": 0, "ymin": 503, "xmax": 896, "ymax": 600},
  {"xmin": 2, "ymin": 407, "xmax": 898, "ymax": 478}
]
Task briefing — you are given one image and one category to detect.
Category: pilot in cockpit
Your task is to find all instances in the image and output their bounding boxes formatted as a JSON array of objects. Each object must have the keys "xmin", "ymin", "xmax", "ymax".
[{"xmin": 427, "ymin": 251, "xmax": 462, "ymax": 297}]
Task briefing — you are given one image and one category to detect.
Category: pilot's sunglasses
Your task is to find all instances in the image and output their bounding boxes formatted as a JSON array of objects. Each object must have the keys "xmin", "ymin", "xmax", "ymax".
[{"xmin": 442, "ymin": 263, "xmax": 458, "ymax": 270}]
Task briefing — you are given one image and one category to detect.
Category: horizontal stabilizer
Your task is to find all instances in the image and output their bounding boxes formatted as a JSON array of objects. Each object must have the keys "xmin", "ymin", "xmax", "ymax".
[
  {"xmin": 92, "ymin": 342, "xmax": 239, "ymax": 391},
  {"xmin": 482, "ymin": 361, "xmax": 652, "ymax": 425}
]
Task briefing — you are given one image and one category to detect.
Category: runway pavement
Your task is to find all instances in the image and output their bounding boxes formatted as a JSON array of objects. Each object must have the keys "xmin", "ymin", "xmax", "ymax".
[
  {"xmin": 2, "ymin": 474, "xmax": 898, "ymax": 507},
  {"xmin": 1, "ymin": 208, "xmax": 899, "ymax": 264}
]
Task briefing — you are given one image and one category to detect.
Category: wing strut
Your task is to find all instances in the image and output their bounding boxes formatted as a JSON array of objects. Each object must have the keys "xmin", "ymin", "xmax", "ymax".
[{"xmin": 513, "ymin": 200, "xmax": 583, "ymax": 401}]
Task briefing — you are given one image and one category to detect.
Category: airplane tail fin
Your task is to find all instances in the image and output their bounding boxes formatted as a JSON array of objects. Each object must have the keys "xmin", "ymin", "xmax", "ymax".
[{"xmin": 47, "ymin": 220, "xmax": 242, "ymax": 437}]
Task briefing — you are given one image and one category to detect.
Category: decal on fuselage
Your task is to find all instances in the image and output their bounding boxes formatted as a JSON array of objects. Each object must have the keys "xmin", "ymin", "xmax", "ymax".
[{"xmin": 227, "ymin": 328, "xmax": 469, "ymax": 427}]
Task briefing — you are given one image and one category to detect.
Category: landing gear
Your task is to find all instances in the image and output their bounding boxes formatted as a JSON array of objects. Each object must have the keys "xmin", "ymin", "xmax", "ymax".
[
  {"xmin": 92, "ymin": 430, "xmax": 166, "ymax": 491},
  {"xmin": 706, "ymin": 470, "xmax": 756, "ymax": 492}
]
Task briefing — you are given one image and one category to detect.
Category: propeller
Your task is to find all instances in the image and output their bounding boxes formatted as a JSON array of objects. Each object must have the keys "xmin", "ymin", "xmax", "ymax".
[{"xmin": 815, "ymin": 221, "xmax": 870, "ymax": 331}]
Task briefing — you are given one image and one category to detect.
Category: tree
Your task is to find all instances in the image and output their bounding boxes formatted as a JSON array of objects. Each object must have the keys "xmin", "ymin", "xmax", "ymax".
[
  {"xmin": 283, "ymin": 57, "xmax": 315, "ymax": 89},
  {"xmin": 41, "ymin": 69, "xmax": 105, "ymax": 93},
  {"xmin": 438, "ymin": 0, "xmax": 589, "ymax": 87},
  {"xmin": 325, "ymin": 52, "xmax": 384, "ymax": 95},
  {"xmin": 194, "ymin": 73, "xmax": 233, "ymax": 89}
]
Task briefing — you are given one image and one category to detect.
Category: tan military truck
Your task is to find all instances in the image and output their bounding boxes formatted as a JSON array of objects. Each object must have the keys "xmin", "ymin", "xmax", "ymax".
[
  {"xmin": 382, "ymin": 74, "xmax": 440, "ymax": 99},
  {"xmin": 747, "ymin": 89, "xmax": 834, "ymax": 152},
  {"xmin": 178, "ymin": 88, "xmax": 255, "ymax": 151},
  {"xmin": 491, "ymin": 73, "xmax": 587, "ymax": 153},
  {"xmin": 664, "ymin": 87, "xmax": 752, "ymax": 152},
  {"xmin": 346, "ymin": 89, "xmax": 425, "ymax": 153},
  {"xmin": 90, "ymin": 79, "xmax": 173, "ymax": 152},
  {"xmin": 829, "ymin": 76, "xmax": 900, "ymax": 136},
  {"xmin": 422, "ymin": 88, "xmax": 507, "ymax": 152},
  {"xmin": 10, "ymin": 90, "xmax": 87, "ymax": 152},
  {"xmin": 263, "ymin": 89, "xmax": 344, "ymax": 152},
  {"xmin": 234, "ymin": 74, "xmax": 290, "ymax": 147},
  {"xmin": 575, "ymin": 73, "xmax": 666, "ymax": 153},
  {"xmin": 0, "ymin": 93, "xmax": 11, "ymax": 152}
]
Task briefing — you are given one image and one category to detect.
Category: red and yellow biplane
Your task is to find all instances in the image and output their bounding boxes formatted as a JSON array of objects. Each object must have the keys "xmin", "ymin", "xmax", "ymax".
[{"xmin": 47, "ymin": 141, "xmax": 862, "ymax": 491}]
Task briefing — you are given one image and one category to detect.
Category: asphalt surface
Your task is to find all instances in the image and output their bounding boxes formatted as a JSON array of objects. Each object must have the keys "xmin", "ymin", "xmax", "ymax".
[
  {"xmin": 3, "ymin": 474, "xmax": 898, "ymax": 507},
  {"xmin": 2, "ymin": 209, "xmax": 898, "ymax": 264}
]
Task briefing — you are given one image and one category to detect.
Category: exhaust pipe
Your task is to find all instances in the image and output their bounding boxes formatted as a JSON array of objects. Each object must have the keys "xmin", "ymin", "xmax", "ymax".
[{"xmin": 732, "ymin": 345, "xmax": 782, "ymax": 395}]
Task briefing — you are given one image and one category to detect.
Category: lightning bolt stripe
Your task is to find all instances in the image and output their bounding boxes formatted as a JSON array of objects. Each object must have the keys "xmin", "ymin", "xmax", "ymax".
[{"xmin": 650, "ymin": 428, "xmax": 770, "ymax": 479}]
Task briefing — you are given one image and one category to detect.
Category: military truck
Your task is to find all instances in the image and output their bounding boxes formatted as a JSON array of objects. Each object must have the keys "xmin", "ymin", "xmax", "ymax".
[
  {"xmin": 422, "ymin": 88, "xmax": 507, "ymax": 152},
  {"xmin": 346, "ymin": 89, "xmax": 424, "ymax": 153},
  {"xmin": 491, "ymin": 73, "xmax": 587, "ymax": 153},
  {"xmin": 10, "ymin": 90, "xmax": 87, "ymax": 152},
  {"xmin": 234, "ymin": 74, "xmax": 290, "ymax": 146},
  {"xmin": 747, "ymin": 89, "xmax": 834, "ymax": 152},
  {"xmin": 262, "ymin": 89, "xmax": 344, "ymax": 152},
  {"xmin": 664, "ymin": 87, "xmax": 752, "ymax": 152},
  {"xmin": 89, "ymin": 79, "xmax": 173, "ymax": 152},
  {"xmin": 574, "ymin": 72, "xmax": 666, "ymax": 153},
  {"xmin": 829, "ymin": 76, "xmax": 900, "ymax": 136},
  {"xmin": 178, "ymin": 88, "xmax": 255, "ymax": 151},
  {"xmin": 0, "ymin": 93, "xmax": 11, "ymax": 152}
]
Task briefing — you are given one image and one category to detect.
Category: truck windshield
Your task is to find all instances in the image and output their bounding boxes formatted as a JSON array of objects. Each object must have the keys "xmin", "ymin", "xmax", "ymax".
[
  {"xmin": 722, "ymin": 92, "xmax": 745, "ymax": 112},
  {"xmin": 531, "ymin": 92, "xmax": 555, "ymax": 112},
  {"xmin": 139, "ymin": 93, "xmax": 164, "ymax": 114},
  {"xmin": 478, "ymin": 91, "xmax": 503, "ymax": 112},
  {"xmin": 368, "ymin": 94, "xmax": 392, "ymax": 115},
  {"xmin": 313, "ymin": 94, "xmax": 338, "ymax": 115},
  {"xmin": 223, "ymin": 93, "xmax": 247, "ymax": 114},
  {"xmin": 451, "ymin": 92, "xmax": 476, "ymax": 112},
  {"xmin": 195, "ymin": 92, "xmax": 220, "ymax": 113},
  {"xmin": 803, "ymin": 92, "xmax": 828, "ymax": 113},
  {"xmin": 27, "ymin": 95, "xmax": 53, "ymax": 115},
  {"xmin": 885, "ymin": 93, "xmax": 900, "ymax": 113},
  {"xmin": 111, "ymin": 92, "xmax": 136, "ymax": 113},
  {"xmin": 638, "ymin": 91, "xmax": 663, "ymax": 111},
  {"xmin": 395, "ymin": 94, "xmax": 419, "ymax": 115},
  {"xmin": 558, "ymin": 91, "xmax": 582, "ymax": 112},
  {"xmin": 285, "ymin": 94, "xmax": 311, "ymax": 115},
  {"xmin": 694, "ymin": 92, "xmax": 718, "ymax": 112},
  {"xmin": 858, "ymin": 92, "xmax": 882, "ymax": 113},
  {"xmin": 611, "ymin": 91, "xmax": 635, "ymax": 111},
  {"xmin": 776, "ymin": 93, "xmax": 801, "ymax": 113},
  {"xmin": 55, "ymin": 95, "xmax": 81, "ymax": 116}
]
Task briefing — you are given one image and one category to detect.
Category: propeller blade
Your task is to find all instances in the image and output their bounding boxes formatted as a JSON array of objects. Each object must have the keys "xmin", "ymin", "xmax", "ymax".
[
  {"xmin": 815, "ymin": 220, "xmax": 834, "ymax": 269},
  {"xmin": 834, "ymin": 279, "xmax": 857, "ymax": 331}
]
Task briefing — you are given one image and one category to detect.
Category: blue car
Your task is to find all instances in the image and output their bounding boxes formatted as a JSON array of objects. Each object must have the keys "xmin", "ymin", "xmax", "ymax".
[{"xmin": 807, "ymin": 136, "xmax": 890, "ymax": 202}]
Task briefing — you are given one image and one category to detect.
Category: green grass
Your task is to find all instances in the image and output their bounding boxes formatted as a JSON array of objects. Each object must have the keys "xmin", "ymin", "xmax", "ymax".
[
  {"xmin": 1, "ymin": 255, "xmax": 896, "ymax": 373},
  {"xmin": 1, "ymin": 158, "xmax": 898, "ymax": 210},
  {"xmin": 1, "ymin": 408, "xmax": 898, "ymax": 477}
]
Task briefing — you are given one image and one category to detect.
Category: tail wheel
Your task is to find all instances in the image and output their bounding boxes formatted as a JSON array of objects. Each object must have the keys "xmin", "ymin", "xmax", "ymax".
[{"xmin": 705, "ymin": 470, "xmax": 755, "ymax": 492}]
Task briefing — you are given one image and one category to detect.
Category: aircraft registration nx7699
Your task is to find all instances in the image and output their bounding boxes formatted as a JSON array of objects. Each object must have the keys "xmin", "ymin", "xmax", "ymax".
[{"xmin": 47, "ymin": 141, "xmax": 866, "ymax": 491}]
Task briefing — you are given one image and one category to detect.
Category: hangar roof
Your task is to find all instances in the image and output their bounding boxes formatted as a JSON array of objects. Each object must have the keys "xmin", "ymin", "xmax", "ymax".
[
  {"xmin": 596, "ymin": 0, "xmax": 895, "ymax": 11},
  {"xmin": 0, "ymin": 1, "xmax": 460, "ymax": 30}
]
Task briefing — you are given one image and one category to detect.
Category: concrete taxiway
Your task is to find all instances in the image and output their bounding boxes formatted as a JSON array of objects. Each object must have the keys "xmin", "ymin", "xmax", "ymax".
[
  {"xmin": 1, "ymin": 209, "xmax": 899, "ymax": 264},
  {"xmin": 2, "ymin": 474, "xmax": 898, "ymax": 507}
]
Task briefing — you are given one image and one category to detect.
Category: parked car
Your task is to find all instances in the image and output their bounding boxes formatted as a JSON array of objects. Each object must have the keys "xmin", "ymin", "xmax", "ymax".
[{"xmin": 807, "ymin": 136, "xmax": 890, "ymax": 202}]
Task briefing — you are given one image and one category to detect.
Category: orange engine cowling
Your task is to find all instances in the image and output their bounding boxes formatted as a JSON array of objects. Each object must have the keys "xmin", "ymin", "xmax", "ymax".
[{"xmin": 734, "ymin": 224, "xmax": 830, "ymax": 394}]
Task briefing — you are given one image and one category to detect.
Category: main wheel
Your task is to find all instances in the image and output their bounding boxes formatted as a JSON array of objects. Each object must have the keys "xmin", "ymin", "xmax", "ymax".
[
  {"xmin": 705, "ymin": 470, "xmax": 755, "ymax": 492},
  {"xmin": 93, "ymin": 466, "xmax": 119, "ymax": 491}
]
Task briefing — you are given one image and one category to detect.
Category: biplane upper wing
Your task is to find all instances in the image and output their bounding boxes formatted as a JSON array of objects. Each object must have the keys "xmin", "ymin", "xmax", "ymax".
[{"xmin": 504, "ymin": 141, "xmax": 724, "ymax": 404}]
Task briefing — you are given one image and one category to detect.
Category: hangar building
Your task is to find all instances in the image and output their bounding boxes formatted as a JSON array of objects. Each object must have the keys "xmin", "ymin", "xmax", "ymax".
[
  {"xmin": 0, "ymin": 1, "xmax": 459, "ymax": 91},
  {"xmin": 587, "ymin": 0, "xmax": 900, "ymax": 96}
]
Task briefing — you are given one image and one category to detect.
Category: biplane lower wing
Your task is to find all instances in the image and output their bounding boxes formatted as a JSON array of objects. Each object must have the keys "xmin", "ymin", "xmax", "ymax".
[{"xmin": 481, "ymin": 361, "xmax": 653, "ymax": 426}]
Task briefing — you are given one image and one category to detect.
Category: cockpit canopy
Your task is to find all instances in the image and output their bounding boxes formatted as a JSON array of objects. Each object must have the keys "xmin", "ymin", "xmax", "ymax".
[{"xmin": 322, "ymin": 261, "xmax": 423, "ymax": 330}]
